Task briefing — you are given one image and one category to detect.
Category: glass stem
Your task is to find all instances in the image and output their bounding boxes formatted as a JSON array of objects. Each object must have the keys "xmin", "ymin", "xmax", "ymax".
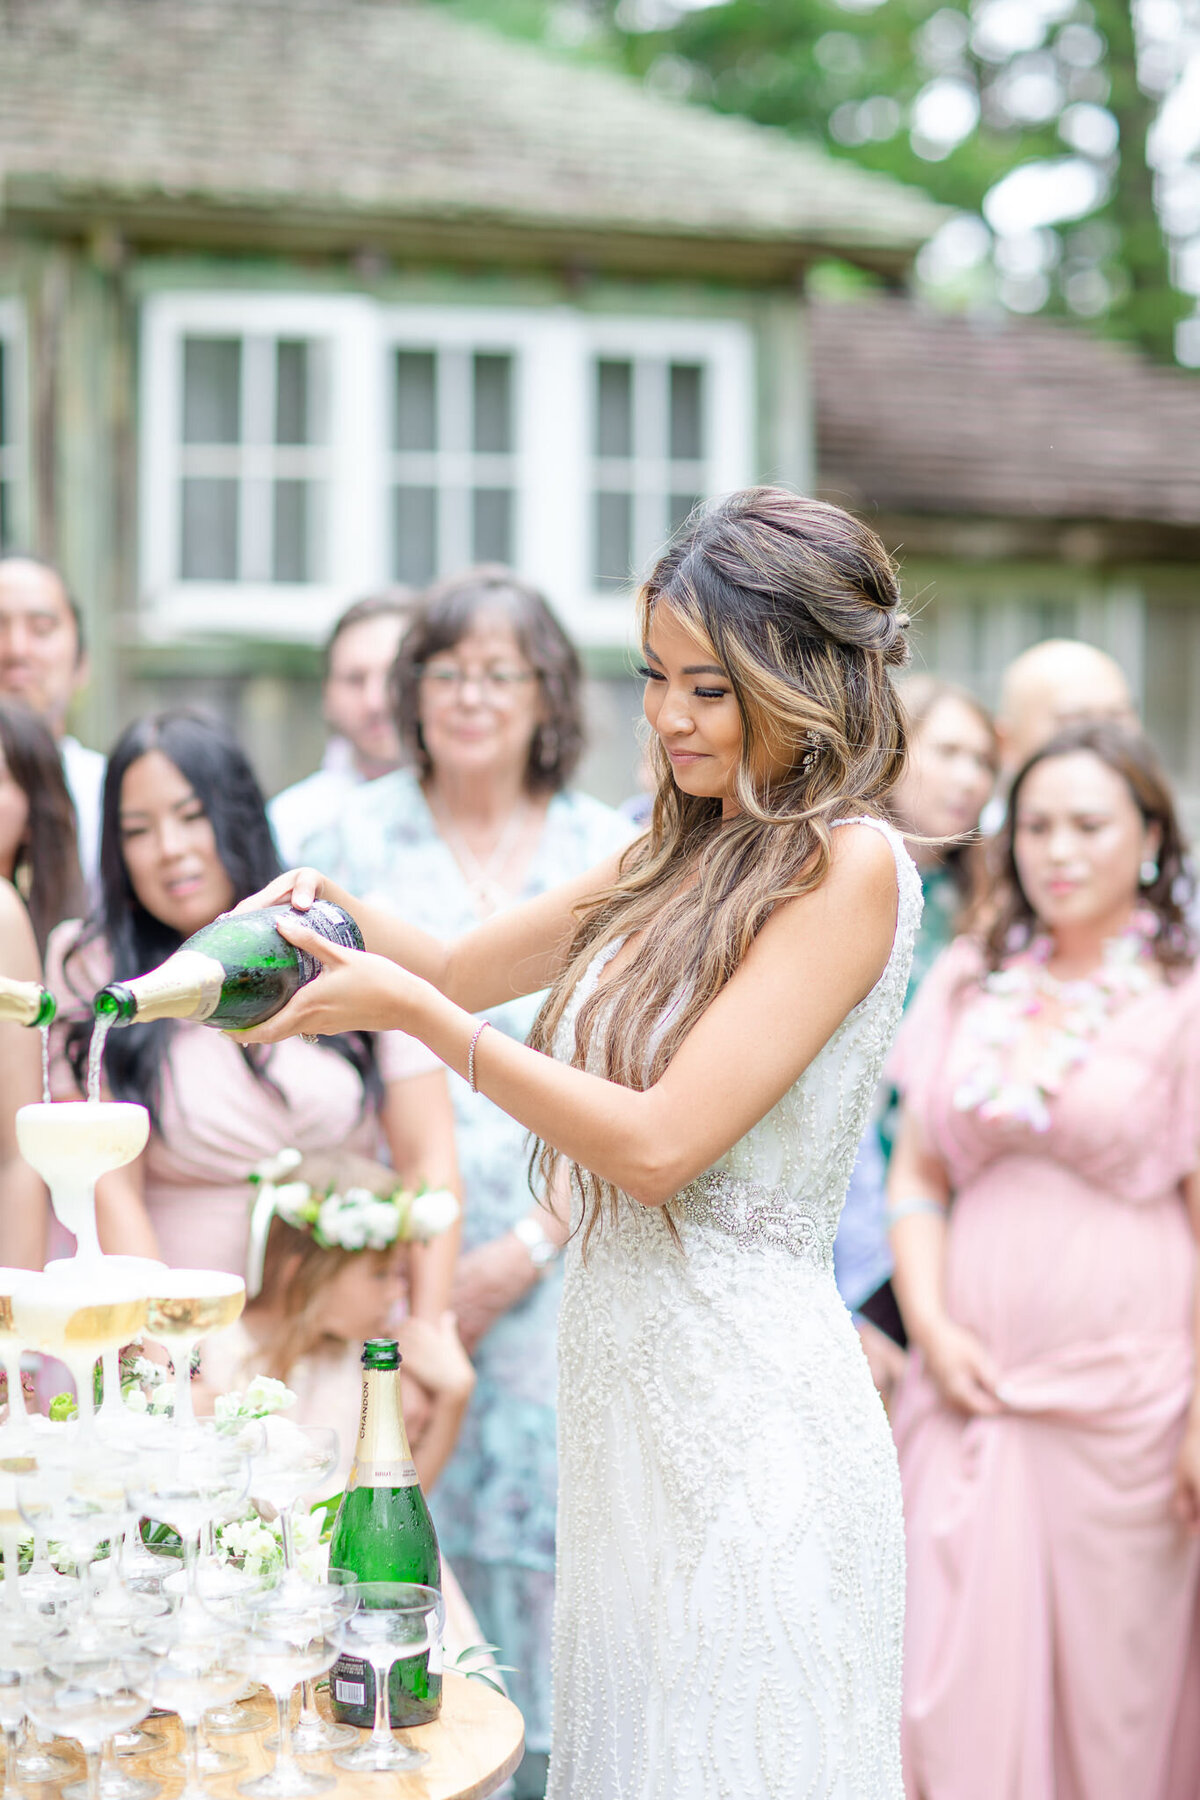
[
  {"xmin": 184, "ymin": 1717, "xmax": 201, "ymax": 1791},
  {"xmin": 278, "ymin": 1504, "xmax": 297, "ymax": 1573},
  {"xmin": 183, "ymin": 1527, "xmax": 202, "ymax": 1605},
  {"xmin": 298, "ymin": 1680, "xmax": 320, "ymax": 1727},
  {"xmin": 1, "ymin": 1527, "xmax": 19, "ymax": 1612},
  {"xmin": 84, "ymin": 1747, "xmax": 102, "ymax": 1800},
  {"xmin": 273, "ymin": 1687, "xmax": 299, "ymax": 1778},
  {"xmin": 369, "ymin": 1656, "xmax": 395, "ymax": 1750},
  {"xmin": 3, "ymin": 1726, "xmax": 18, "ymax": 1799}
]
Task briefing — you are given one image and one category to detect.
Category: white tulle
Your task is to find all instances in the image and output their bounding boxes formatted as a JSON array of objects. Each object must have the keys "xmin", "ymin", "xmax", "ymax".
[{"xmin": 546, "ymin": 817, "xmax": 921, "ymax": 1800}]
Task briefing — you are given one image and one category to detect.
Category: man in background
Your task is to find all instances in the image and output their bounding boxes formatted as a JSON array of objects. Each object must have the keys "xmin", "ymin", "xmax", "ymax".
[
  {"xmin": 268, "ymin": 591, "xmax": 412, "ymax": 865},
  {"xmin": 980, "ymin": 638, "xmax": 1139, "ymax": 833},
  {"xmin": 0, "ymin": 555, "xmax": 105, "ymax": 882}
]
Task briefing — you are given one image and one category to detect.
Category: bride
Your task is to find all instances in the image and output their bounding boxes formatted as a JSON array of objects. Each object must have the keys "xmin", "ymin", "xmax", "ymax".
[{"xmin": 236, "ymin": 487, "xmax": 920, "ymax": 1800}]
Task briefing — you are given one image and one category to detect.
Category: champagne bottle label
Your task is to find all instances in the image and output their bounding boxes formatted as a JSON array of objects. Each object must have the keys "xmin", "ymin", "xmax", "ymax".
[{"xmin": 349, "ymin": 1368, "xmax": 419, "ymax": 1489}]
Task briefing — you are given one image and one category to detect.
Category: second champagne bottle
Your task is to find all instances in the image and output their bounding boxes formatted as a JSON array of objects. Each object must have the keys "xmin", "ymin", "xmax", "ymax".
[
  {"xmin": 91, "ymin": 901, "xmax": 363, "ymax": 1031},
  {"xmin": 327, "ymin": 1338, "xmax": 443, "ymax": 1728}
]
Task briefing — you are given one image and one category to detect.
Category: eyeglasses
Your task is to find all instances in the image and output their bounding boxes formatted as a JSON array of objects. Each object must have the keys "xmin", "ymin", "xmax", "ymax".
[{"xmin": 419, "ymin": 664, "xmax": 537, "ymax": 696}]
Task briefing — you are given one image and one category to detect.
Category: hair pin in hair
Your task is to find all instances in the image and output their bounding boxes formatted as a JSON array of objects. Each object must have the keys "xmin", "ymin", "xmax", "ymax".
[{"xmin": 802, "ymin": 731, "xmax": 823, "ymax": 774}]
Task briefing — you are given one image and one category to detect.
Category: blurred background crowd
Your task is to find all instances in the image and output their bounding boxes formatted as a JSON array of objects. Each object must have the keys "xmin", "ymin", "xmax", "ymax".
[
  {"xmin": 5, "ymin": 553, "xmax": 1200, "ymax": 1800},
  {"xmin": 3, "ymin": 0, "xmax": 1200, "ymax": 1795}
]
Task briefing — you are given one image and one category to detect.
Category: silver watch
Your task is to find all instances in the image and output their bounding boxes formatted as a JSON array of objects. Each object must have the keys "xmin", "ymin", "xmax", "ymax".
[{"xmin": 512, "ymin": 1214, "xmax": 560, "ymax": 1274}]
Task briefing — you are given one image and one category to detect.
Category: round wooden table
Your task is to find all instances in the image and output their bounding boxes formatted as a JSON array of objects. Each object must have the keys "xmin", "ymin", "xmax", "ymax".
[{"xmin": 36, "ymin": 1673, "xmax": 525, "ymax": 1800}]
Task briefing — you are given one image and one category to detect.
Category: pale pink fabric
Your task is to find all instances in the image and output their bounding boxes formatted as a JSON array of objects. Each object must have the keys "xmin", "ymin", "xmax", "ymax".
[
  {"xmin": 891, "ymin": 936, "xmax": 1200, "ymax": 1800},
  {"xmin": 44, "ymin": 921, "xmax": 435, "ymax": 1277}
]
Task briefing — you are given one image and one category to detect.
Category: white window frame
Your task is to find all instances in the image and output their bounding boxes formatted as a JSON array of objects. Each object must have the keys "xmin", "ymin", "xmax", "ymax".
[
  {"xmin": 141, "ymin": 295, "xmax": 754, "ymax": 649},
  {"xmin": 140, "ymin": 291, "xmax": 386, "ymax": 641},
  {"xmin": 0, "ymin": 299, "xmax": 29, "ymax": 551}
]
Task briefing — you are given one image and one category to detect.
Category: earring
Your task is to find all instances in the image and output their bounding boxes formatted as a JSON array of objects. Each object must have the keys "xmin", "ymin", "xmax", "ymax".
[{"xmin": 1140, "ymin": 858, "xmax": 1159, "ymax": 886}]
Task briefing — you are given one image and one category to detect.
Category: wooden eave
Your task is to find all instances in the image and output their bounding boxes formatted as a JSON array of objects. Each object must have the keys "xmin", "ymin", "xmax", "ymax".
[{"xmin": 0, "ymin": 171, "xmax": 920, "ymax": 284}]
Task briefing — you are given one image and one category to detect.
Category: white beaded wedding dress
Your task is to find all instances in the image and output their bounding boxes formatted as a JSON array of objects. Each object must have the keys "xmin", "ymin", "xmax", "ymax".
[{"xmin": 546, "ymin": 817, "xmax": 921, "ymax": 1800}]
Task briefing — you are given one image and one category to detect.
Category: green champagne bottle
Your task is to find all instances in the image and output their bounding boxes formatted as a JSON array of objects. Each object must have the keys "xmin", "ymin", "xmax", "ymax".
[
  {"xmin": 0, "ymin": 977, "xmax": 55, "ymax": 1028},
  {"xmin": 328, "ymin": 1339, "xmax": 443, "ymax": 1728},
  {"xmin": 91, "ymin": 901, "xmax": 363, "ymax": 1031}
]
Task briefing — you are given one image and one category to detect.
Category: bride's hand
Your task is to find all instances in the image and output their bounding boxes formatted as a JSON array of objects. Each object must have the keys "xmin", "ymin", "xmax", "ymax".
[
  {"xmin": 919, "ymin": 1316, "xmax": 1001, "ymax": 1416},
  {"xmin": 231, "ymin": 867, "xmax": 333, "ymax": 916},
  {"xmin": 226, "ymin": 914, "xmax": 423, "ymax": 1043}
]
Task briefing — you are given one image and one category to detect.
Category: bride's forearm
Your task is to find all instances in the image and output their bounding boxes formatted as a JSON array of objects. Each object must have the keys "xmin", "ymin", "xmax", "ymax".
[{"xmin": 409, "ymin": 985, "xmax": 676, "ymax": 1208}]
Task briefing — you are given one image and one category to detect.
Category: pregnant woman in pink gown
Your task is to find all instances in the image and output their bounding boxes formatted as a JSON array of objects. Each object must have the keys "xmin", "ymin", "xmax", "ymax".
[{"xmin": 888, "ymin": 723, "xmax": 1200, "ymax": 1800}]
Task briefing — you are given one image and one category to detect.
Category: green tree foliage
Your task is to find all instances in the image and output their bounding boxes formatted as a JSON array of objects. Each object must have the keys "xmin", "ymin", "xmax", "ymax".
[{"xmin": 598, "ymin": 0, "xmax": 1189, "ymax": 358}]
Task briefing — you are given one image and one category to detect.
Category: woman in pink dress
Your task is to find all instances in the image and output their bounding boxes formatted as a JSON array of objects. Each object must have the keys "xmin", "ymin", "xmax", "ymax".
[
  {"xmin": 44, "ymin": 711, "xmax": 457, "ymax": 1302},
  {"xmin": 889, "ymin": 722, "xmax": 1200, "ymax": 1800}
]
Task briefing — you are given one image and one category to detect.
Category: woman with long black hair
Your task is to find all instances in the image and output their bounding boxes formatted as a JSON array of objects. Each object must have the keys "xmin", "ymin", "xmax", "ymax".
[{"xmin": 45, "ymin": 710, "xmax": 458, "ymax": 1297}]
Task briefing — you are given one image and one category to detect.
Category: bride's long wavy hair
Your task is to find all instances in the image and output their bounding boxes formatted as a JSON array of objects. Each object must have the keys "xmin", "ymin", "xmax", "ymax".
[{"xmin": 528, "ymin": 487, "xmax": 911, "ymax": 1246}]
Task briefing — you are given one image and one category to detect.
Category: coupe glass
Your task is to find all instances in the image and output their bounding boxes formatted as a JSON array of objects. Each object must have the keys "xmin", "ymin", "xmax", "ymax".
[
  {"xmin": 25, "ymin": 1648, "xmax": 158, "ymax": 1800},
  {"xmin": 331, "ymin": 1582, "xmax": 443, "ymax": 1775},
  {"xmin": 14, "ymin": 1441, "xmax": 132, "ymax": 1646},
  {"xmin": 142, "ymin": 1274, "xmax": 246, "ymax": 1431},
  {"xmin": 126, "ymin": 1432, "xmax": 250, "ymax": 1612},
  {"xmin": 234, "ymin": 1578, "xmax": 356, "ymax": 1799},
  {"xmin": 0, "ymin": 1617, "xmax": 43, "ymax": 1800},
  {"xmin": 144, "ymin": 1614, "xmax": 252, "ymax": 1800},
  {"xmin": 260, "ymin": 1568, "xmax": 359, "ymax": 1755},
  {"xmin": 251, "ymin": 1425, "xmax": 351, "ymax": 1752}
]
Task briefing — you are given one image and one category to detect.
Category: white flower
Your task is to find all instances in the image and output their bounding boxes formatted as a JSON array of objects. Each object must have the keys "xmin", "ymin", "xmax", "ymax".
[
  {"xmin": 405, "ymin": 1188, "xmax": 460, "ymax": 1242},
  {"xmin": 272, "ymin": 1182, "xmax": 313, "ymax": 1223},
  {"xmin": 362, "ymin": 1200, "xmax": 401, "ymax": 1249},
  {"xmin": 214, "ymin": 1375, "xmax": 296, "ymax": 1423},
  {"xmin": 244, "ymin": 1376, "xmax": 296, "ymax": 1418},
  {"xmin": 318, "ymin": 1193, "xmax": 368, "ymax": 1250},
  {"xmin": 342, "ymin": 1187, "xmax": 376, "ymax": 1209},
  {"xmin": 123, "ymin": 1387, "xmax": 149, "ymax": 1414},
  {"xmin": 253, "ymin": 1148, "xmax": 304, "ymax": 1183}
]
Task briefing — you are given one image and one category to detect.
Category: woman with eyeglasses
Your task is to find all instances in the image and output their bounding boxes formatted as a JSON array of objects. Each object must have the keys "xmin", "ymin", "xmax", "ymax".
[{"xmin": 298, "ymin": 566, "xmax": 633, "ymax": 1799}]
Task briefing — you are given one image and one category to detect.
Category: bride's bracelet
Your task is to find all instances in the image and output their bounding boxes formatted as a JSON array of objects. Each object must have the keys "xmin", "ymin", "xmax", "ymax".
[
  {"xmin": 468, "ymin": 1019, "xmax": 492, "ymax": 1094},
  {"xmin": 884, "ymin": 1193, "xmax": 948, "ymax": 1228}
]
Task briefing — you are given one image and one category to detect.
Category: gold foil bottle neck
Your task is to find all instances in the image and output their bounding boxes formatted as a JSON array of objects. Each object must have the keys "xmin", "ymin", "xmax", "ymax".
[
  {"xmin": 122, "ymin": 951, "xmax": 226, "ymax": 1023},
  {"xmin": 349, "ymin": 1366, "xmax": 418, "ymax": 1489}
]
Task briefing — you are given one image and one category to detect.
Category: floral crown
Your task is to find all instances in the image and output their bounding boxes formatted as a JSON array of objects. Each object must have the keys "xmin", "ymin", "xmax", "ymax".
[{"xmin": 246, "ymin": 1148, "xmax": 459, "ymax": 1298}]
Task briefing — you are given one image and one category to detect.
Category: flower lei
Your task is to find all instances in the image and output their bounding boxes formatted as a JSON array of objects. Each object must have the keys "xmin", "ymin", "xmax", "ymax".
[
  {"xmin": 952, "ymin": 914, "xmax": 1160, "ymax": 1133},
  {"xmin": 246, "ymin": 1150, "xmax": 459, "ymax": 1298}
]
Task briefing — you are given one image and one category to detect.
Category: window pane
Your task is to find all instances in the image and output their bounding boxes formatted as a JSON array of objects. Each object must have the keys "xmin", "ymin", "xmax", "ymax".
[
  {"xmin": 276, "ymin": 341, "xmax": 312, "ymax": 446},
  {"xmin": 183, "ymin": 338, "xmax": 241, "ymax": 444},
  {"xmin": 472, "ymin": 488, "xmax": 512, "ymax": 564},
  {"xmin": 669, "ymin": 493, "xmax": 701, "ymax": 535},
  {"xmin": 393, "ymin": 486, "xmax": 437, "ymax": 584},
  {"xmin": 473, "ymin": 354, "xmax": 513, "ymax": 455},
  {"xmin": 181, "ymin": 477, "xmax": 239, "ymax": 578},
  {"xmin": 594, "ymin": 491, "xmax": 633, "ymax": 586},
  {"xmin": 596, "ymin": 360, "xmax": 633, "ymax": 458},
  {"xmin": 394, "ymin": 352, "xmax": 437, "ymax": 452},
  {"xmin": 273, "ymin": 479, "xmax": 310, "ymax": 582},
  {"xmin": 669, "ymin": 364, "xmax": 704, "ymax": 461}
]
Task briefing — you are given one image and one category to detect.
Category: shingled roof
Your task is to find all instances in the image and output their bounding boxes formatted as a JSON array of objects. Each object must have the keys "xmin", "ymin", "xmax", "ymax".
[
  {"xmin": 0, "ymin": 0, "xmax": 941, "ymax": 280},
  {"xmin": 812, "ymin": 297, "xmax": 1200, "ymax": 527}
]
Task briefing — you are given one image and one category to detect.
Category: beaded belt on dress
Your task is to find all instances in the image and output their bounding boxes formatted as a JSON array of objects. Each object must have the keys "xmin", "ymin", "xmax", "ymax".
[{"xmin": 671, "ymin": 1170, "xmax": 835, "ymax": 1268}]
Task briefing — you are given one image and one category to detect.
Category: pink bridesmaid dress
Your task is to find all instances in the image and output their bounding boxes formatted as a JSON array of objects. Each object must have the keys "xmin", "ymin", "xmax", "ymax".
[{"xmin": 891, "ymin": 935, "xmax": 1200, "ymax": 1800}]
